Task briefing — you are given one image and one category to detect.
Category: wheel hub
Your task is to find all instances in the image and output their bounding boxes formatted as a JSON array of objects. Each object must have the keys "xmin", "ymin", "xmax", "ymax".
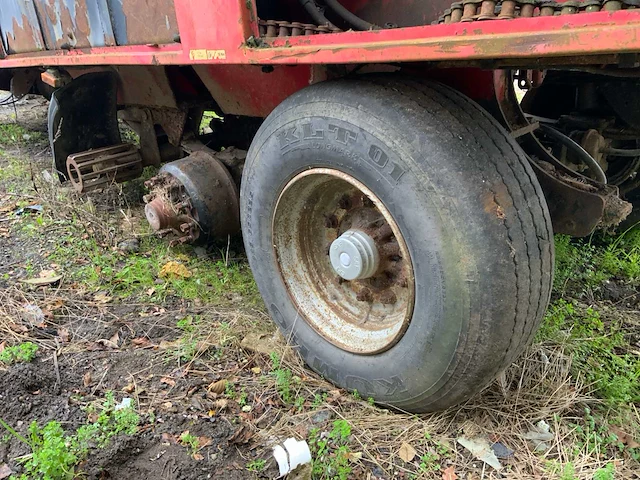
[{"xmin": 272, "ymin": 168, "xmax": 415, "ymax": 355}]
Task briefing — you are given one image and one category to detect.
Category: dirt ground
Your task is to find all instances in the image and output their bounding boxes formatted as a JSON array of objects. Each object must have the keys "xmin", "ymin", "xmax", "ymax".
[{"xmin": 0, "ymin": 93, "xmax": 639, "ymax": 480}]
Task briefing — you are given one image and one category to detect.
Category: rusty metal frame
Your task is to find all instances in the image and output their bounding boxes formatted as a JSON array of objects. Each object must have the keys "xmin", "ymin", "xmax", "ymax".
[{"xmin": 0, "ymin": 1, "xmax": 639, "ymax": 68}]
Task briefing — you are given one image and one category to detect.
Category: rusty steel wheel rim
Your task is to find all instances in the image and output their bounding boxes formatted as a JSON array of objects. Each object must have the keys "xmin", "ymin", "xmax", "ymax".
[{"xmin": 272, "ymin": 168, "xmax": 415, "ymax": 354}]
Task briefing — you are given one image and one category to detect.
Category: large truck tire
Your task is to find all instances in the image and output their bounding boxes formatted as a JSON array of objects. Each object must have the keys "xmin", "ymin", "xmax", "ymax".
[{"xmin": 240, "ymin": 76, "xmax": 554, "ymax": 412}]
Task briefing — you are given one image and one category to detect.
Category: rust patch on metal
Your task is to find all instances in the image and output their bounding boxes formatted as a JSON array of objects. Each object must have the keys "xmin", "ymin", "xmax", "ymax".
[
  {"xmin": 3, "ymin": 13, "xmax": 45, "ymax": 54},
  {"xmin": 33, "ymin": 0, "xmax": 116, "ymax": 50},
  {"xmin": 117, "ymin": 0, "xmax": 178, "ymax": 46}
]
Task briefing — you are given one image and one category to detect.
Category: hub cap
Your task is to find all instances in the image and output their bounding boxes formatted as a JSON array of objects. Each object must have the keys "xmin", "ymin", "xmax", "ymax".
[
  {"xmin": 272, "ymin": 168, "xmax": 415, "ymax": 354},
  {"xmin": 330, "ymin": 230, "xmax": 380, "ymax": 281}
]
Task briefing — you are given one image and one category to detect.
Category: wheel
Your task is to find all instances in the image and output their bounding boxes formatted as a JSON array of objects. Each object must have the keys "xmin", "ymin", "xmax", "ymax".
[{"xmin": 241, "ymin": 76, "xmax": 554, "ymax": 412}]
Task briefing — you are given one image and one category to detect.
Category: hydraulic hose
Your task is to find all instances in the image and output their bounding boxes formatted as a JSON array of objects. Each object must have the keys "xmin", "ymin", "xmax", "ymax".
[
  {"xmin": 602, "ymin": 147, "xmax": 640, "ymax": 157},
  {"xmin": 323, "ymin": 0, "xmax": 379, "ymax": 30},
  {"xmin": 298, "ymin": 0, "xmax": 334, "ymax": 26},
  {"xmin": 539, "ymin": 124, "xmax": 608, "ymax": 184}
]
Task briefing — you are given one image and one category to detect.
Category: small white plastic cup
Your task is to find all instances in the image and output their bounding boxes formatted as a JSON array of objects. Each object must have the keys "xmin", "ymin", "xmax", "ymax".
[
  {"xmin": 272, "ymin": 437, "xmax": 312, "ymax": 476},
  {"xmin": 272, "ymin": 444, "xmax": 289, "ymax": 476},
  {"xmin": 283, "ymin": 438, "xmax": 312, "ymax": 471}
]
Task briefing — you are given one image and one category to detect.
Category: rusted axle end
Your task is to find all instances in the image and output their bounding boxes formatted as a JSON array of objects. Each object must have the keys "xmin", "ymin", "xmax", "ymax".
[{"xmin": 143, "ymin": 150, "xmax": 243, "ymax": 245}]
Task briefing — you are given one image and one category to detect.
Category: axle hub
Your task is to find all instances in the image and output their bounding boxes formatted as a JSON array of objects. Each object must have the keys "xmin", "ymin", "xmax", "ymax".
[{"xmin": 143, "ymin": 149, "xmax": 241, "ymax": 245}]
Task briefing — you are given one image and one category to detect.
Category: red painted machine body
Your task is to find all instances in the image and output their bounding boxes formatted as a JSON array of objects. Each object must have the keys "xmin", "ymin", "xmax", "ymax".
[{"xmin": 1, "ymin": 1, "xmax": 639, "ymax": 116}]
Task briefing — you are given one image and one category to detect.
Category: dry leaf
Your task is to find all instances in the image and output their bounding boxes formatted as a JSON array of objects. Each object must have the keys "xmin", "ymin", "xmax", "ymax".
[
  {"xmin": 48, "ymin": 298, "xmax": 65, "ymax": 311},
  {"xmin": 123, "ymin": 383, "xmax": 136, "ymax": 393},
  {"xmin": 93, "ymin": 293, "xmax": 112, "ymax": 304},
  {"xmin": 109, "ymin": 332, "xmax": 120, "ymax": 347},
  {"xmin": 192, "ymin": 453, "xmax": 204, "ymax": 461},
  {"xmin": 0, "ymin": 463, "xmax": 12, "ymax": 480},
  {"xmin": 610, "ymin": 426, "xmax": 640, "ymax": 449},
  {"xmin": 159, "ymin": 339, "xmax": 181, "ymax": 350},
  {"xmin": 8, "ymin": 323, "xmax": 28, "ymax": 333},
  {"xmin": 240, "ymin": 332, "xmax": 282, "ymax": 356},
  {"xmin": 132, "ymin": 337, "xmax": 151, "ymax": 347},
  {"xmin": 57, "ymin": 328, "xmax": 70, "ymax": 343},
  {"xmin": 39, "ymin": 269, "xmax": 57, "ymax": 278},
  {"xmin": 208, "ymin": 379, "xmax": 227, "ymax": 394},
  {"xmin": 228, "ymin": 424, "xmax": 253, "ymax": 444},
  {"xmin": 96, "ymin": 338, "xmax": 119, "ymax": 349},
  {"xmin": 194, "ymin": 340, "xmax": 213, "ymax": 354},
  {"xmin": 398, "ymin": 442, "xmax": 416, "ymax": 463},
  {"xmin": 146, "ymin": 287, "xmax": 155, "ymax": 296},
  {"xmin": 83, "ymin": 371, "xmax": 92, "ymax": 387},
  {"xmin": 442, "ymin": 466, "xmax": 458, "ymax": 480},
  {"xmin": 347, "ymin": 451, "xmax": 363, "ymax": 462},
  {"xmin": 457, "ymin": 437, "xmax": 502, "ymax": 470},
  {"xmin": 159, "ymin": 261, "xmax": 192, "ymax": 279},
  {"xmin": 214, "ymin": 398, "xmax": 228, "ymax": 410},
  {"xmin": 161, "ymin": 432, "xmax": 177, "ymax": 444},
  {"xmin": 0, "ymin": 342, "xmax": 5, "ymax": 354},
  {"xmin": 22, "ymin": 275, "xmax": 63, "ymax": 286},
  {"xmin": 160, "ymin": 376, "xmax": 176, "ymax": 387},
  {"xmin": 198, "ymin": 436, "xmax": 212, "ymax": 448}
]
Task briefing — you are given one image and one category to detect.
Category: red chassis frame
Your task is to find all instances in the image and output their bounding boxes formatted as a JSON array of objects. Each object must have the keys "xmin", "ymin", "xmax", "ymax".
[{"xmin": 1, "ymin": 1, "xmax": 640, "ymax": 69}]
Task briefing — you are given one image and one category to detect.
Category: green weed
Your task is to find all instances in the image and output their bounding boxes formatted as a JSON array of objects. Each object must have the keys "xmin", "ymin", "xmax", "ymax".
[
  {"xmin": 570, "ymin": 408, "xmax": 621, "ymax": 461},
  {"xmin": 199, "ymin": 111, "xmax": 222, "ymax": 135},
  {"xmin": 554, "ymin": 229, "xmax": 640, "ymax": 295},
  {"xmin": 270, "ymin": 352, "xmax": 294, "ymax": 404},
  {"xmin": 179, "ymin": 431, "xmax": 200, "ymax": 456},
  {"xmin": 593, "ymin": 463, "xmax": 615, "ymax": 480},
  {"xmin": 0, "ymin": 392, "xmax": 139, "ymax": 479},
  {"xmin": 538, "ymin": 300, "xmax": 639, "ymax": 404},
  {"xmin": 312, "ymin": 393, "xmax": 328, "ymax": 409},
  {"xmin": 559, "ymin": 462, "xmax": 576, "ymax": 480},
  {"xmin": 77, "ymin": 392, "xmax": 140, "ymax": 449},
  {"xmin": 309, "ymin": 420, "xmax": 352, "ymax": 480},
  {"xmin": 0, "ymin": 342, "xmax": 38, "ymax": 365},
  {"xmin": 246, "ymin": 458, "xmax": 267, "ymax": 472}
]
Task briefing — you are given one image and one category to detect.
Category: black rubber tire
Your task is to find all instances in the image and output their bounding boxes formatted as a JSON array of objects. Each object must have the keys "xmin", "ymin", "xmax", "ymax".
[
  {"xmin": 241, "ymin": 76, "xmax": 554, "ymax": 412},
  {"xmin": 47, "ymin": 92, "xmax": 65, "ymax": 181}
]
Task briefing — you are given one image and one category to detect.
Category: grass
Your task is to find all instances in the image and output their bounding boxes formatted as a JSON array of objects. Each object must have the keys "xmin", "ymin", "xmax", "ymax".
[
  {"xmin": 540, "ymin": 300, "xmax": 639, "ymax": 405},
  {"xmin": 0, "ymin": 123, "xmax": 45, "ymax": 147},
  {"xmin": 0, "ymin": 155, "xmax": 28, "ymax": 183},
  {"xmin": 45, "ymin": 223, "xmax": 259, "ymax": 305},
  {"xmin": 199, "ymin": 110, "xmax": 222, "ymax": 135},
  {"xmin": 542, "ymin": 229, "xmax": 640, "ymax": 406},
  {"xmin": 554, "ymin": 227, "xmax": 640, "ymax": 295}
]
